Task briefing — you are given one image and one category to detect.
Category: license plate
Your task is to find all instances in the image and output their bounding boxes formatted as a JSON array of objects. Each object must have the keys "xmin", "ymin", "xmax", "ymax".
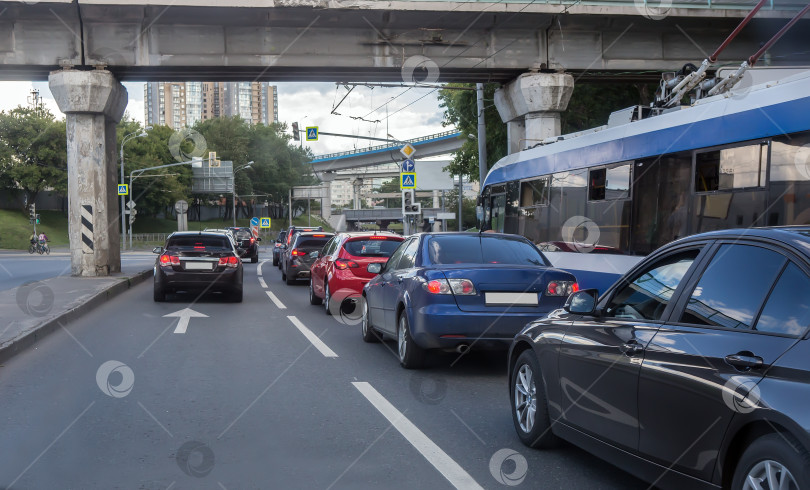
[
  {"xmin": 484, "ymin": 292, "xmax": 539, "ymax": 306},
  {"xmin": 184, "ymin": 262, "xmax": 212, "ymax": 271}
]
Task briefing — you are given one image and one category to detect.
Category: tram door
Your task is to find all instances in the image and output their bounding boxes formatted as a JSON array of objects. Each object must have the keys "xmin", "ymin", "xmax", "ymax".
[{"xmin": 490, "ymin": 193, "xmax": 506, "ymax": 233}]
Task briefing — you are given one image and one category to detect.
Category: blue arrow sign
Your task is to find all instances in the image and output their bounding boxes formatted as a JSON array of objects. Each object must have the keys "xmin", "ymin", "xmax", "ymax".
[
  {"xmin": 401, "ymin": 159, "xmax": 415, "ymax": 173},
  {"xmin": 250, "ymin": 217, "xmax": 260, "ymax": 226}
]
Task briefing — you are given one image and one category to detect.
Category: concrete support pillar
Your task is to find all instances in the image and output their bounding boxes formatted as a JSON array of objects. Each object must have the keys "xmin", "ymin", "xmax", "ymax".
[
  {"xmin": 432, "ymin": 190, "xmax": 441, "ymax": 232},
  {"xmin": 49, "ymin": 69, "xmax": 128, "ymax": 277},
  {"xmin": 494, "ymin": 72, "xmax": 574, "ymax": 153},
  {"xmin": 321, "ymin": 184, "xmax": 332, "ymax": 221}
]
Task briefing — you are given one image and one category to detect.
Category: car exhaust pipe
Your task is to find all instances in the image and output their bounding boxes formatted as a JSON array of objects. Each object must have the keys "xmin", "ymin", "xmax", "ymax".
[{"xmin": 456, "ymin": 344, "xmax": 470, "ymax": 354}]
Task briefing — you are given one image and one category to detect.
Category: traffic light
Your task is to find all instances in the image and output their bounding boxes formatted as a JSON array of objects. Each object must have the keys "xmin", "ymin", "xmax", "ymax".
[
  {"xmin": 292, "ymin": 122, "xmax": 300, "ymax": 141},
  {"xmin": 28, "ymin": 204, "xmax": 36, "ymax": 221},
  {"xmin": 35, "ymin": 214, "xmax": 40, "ymax": 225},
  {"xmin": 402, "ymin": 189, "xmax": 421, "ymax": 215}
]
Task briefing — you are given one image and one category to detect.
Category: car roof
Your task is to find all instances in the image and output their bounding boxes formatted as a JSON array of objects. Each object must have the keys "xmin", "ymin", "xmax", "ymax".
[
  {"xmin": 168, "ymin": 231, "xmax": 232, "ymax": 238},
  {"xmin": 293, "ymin": 231, "xmax": 334, "ymax": 238},
  {"xmin": 340, "ymin": 231, "xmax": 403, "ymax": 239},
  {"xmin": 669, "ymin": 226, "xmax": 810, "ymax": 258}
]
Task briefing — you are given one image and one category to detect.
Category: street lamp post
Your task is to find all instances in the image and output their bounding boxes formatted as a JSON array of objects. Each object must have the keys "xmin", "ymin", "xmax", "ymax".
[
  {"xmin": 233, "ymin": 161, "xmax": 253, "ymax": 227},
  {"xmin": 120, "ymin": 127, "xmax": 151, "ymax": 249}
]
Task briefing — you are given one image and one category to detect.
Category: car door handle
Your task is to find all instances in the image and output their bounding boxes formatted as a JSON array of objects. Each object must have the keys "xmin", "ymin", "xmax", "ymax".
[
  {"xmin": 621, "ymin": 341, "xmax": 644, "ymax": 356},
  {"xmin": 725, "ymin": 353, "xmax": 764, "ymax": 370}
]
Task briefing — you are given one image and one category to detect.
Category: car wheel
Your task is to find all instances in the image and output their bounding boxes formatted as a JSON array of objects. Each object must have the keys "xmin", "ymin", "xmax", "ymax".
[
  {"xmin": 281, "ymin": 266, "xmax": 287, "ymax": 282},
  {"xmin": 732, "ymin": 433, "xmax": 810, "ymax": 490},
  {"xmin": 511, "ymin": 350, "xmax": 559, "ymax": 449},
  {"xmin": 309, "ymin": 279, "xmax": 323, "ymax": 305},
  {"xmin": 272, "ymin": 255, "xmax": 278, "ymax": 266},
  {"xmin": 153, "ymin": 282, "xmax": 166, "ymax": 302},
  {"xmin": 285, "ymin": 269, "xmax": 295, "ymax": 285},
  {"xmin": 397, "ymin": 312, "xmax": 425, "ymax": 369},
  {"xmin": 324, "ymin": 283, "xmax": 332, "ymax": 316},
  {"xmin": 361, "ymin": 299, "xmax": 380, "ymax": 343},
  {"xmin": 230, "ymin": 287, "xmax": 243, "ymax": 303},
  {"xmin": 251, "ymin": 253, "xmax": 258, "ymax": 264}
]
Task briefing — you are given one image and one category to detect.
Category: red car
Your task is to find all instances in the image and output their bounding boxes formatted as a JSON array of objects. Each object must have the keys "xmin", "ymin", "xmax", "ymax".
[{"xmin": 308, "ymin": 232, "xmax": 404, "ymax": 315}]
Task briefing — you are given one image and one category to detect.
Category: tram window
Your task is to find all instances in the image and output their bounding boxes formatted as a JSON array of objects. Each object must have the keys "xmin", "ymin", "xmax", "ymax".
[
  {"xmin": 589, "ymin": 163, "xmax": 631, "ymax": 201},
  {"xmin": 521, "ymin": 177, "xmax": 550, "ymax": 207},
  {"xmin": 695, "ymin": 144, "xmax": 766, "ymax": 192},
  {"xmin": 770, "ymin": 132, "xmax": 810, "ymax": 226}
]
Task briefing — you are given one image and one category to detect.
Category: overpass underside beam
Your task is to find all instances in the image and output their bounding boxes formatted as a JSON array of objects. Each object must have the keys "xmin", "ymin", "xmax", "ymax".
[{"xmin": 2, "ymin": 3, "xmax": 809, "ymax": 81}]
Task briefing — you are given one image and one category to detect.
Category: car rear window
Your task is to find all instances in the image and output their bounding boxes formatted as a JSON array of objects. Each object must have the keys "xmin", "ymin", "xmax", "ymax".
[
  {"xmin": 234, "ymin": 231, "xmax": 252, "ymax": 239},
  {"xmin": 344, "ymin": 238, "xmax": 402, "ymax": 257},
  {"xmin": 426, "ymin": 235, "xmax": 548, "ymax": 266},
  {"xmin": 167, "ymin": 236, "xmax": 231, "ymax": 250},
  {"xmin": 295, "ymin": 237, "xmax": 332, "ymax": 249}
]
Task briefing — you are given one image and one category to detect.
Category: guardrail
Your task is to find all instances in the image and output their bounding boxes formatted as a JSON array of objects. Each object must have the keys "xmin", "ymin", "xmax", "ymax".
[
  {"xmin": 311, "ymin": 130, "xmax": 461, "ymax": 162},
  {"xmin": 127, "ymin": 233, "xmax": 169, "ymax": 243}
]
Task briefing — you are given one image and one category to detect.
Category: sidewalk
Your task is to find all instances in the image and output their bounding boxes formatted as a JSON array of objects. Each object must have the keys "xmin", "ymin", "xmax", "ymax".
[{"xmin": 0, "ymin": 264, "xmax": 152, "ymax": 364}]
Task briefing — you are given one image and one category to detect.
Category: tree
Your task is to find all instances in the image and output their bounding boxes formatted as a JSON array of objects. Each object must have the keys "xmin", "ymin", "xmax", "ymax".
[
  {"xmin": 0, "ymin": 107, "xmax": 67, "ymax": 211},
  {"xmin": 437, "ymin": 81, "xmax": 654, "ymax": 182}
]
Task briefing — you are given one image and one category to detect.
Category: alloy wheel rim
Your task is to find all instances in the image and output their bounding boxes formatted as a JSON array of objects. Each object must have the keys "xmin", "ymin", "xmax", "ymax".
[
  {"xmin": 515, "ymin": 364, "xmax": 537, "ymax": 433},
  {"xmin": 398, "ymin": 317, "xmax": 407, "ymax": 361},
  {"xmin": 324, "ymin": 285, "xmax": 330, "ymax": 313},
  {"xmin": 743, "ymin": 460, "xmax": 799, "ymax": 490},
  {"xmin": 362, "ymin": 301, "xmax": 369, "ymax": 335}
]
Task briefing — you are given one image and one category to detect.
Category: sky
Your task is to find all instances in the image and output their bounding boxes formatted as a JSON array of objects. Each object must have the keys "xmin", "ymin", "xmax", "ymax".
[{"xmin": 0, "ymin": 80, "xmax": 451, "ymax": 157}]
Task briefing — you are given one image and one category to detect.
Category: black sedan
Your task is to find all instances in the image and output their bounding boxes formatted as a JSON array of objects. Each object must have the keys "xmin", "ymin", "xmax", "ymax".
[
  {"xmin": 362, "ymin": 232, "xmax": 578, "ymax": 369},
  {"xmin": 280, "ymin": 231, "xmax": 334, "ymax": 285},
  {"xmin": 153, "ymin": 232, "xmax": 244, "ymax": 302},
  {"xmin": 509, "ymin": 227, "xmax": 810, "ymax": 490},
  {"xmin": 228, "ymin": 227, "xmax": 261, "ymax": 263}
]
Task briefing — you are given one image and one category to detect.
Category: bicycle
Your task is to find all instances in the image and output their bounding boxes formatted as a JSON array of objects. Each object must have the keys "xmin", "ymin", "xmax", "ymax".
[
  {"xmin": 28, "ymin": 242, "xmax": 36, "ymax": 254},
  {"xmin": 39, "ymin": 241, "xmax": 50, "ymax": 255}
]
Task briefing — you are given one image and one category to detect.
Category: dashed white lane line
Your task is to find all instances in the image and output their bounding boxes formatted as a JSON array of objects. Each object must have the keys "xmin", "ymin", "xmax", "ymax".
[
  {"xmin": 287, "ymin": 316, "xmax": 338, "ymax": 358},
  {"xmin": 257, "ymin": 260, "xmax": 266, "ymax": 276},
  {"xmin": 258, "ymin": 277, "xmax": 267, "ymax": 288},
  {"xmin": 266, "ymin": 291, "xmax": 287, "ymax": 309},
  {"xmin": 351, "ymin": 382, "xmax": 483, "ymax": 490}
]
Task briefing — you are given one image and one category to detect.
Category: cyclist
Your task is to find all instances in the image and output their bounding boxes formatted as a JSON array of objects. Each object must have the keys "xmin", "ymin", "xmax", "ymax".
[
  {"xmin": 38, "ymin": 232, "xmax": 49, "ymax": 254},
  {"xmin": 29, "ymin": 233, "xmax": 37, "ymax": 254}
]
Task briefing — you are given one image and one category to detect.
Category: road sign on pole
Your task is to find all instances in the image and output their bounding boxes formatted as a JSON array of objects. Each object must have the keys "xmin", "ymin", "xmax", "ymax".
[
  {"xmin": 117, "ymin": 184, "xmax": 128, "ymax": 195},
  {"xmin": 260, "ymin": 217, "xmax": 271, "ymax": 228},
  {"xmin": 400, "ymin": 172, "xmax": 416, "ymax": 189},
  {"xmin": 306, "ymin": 127, "xmax": 319, "ymax": 141},
  {"xmin": 250, "ymin": 217, "xmax": 260, "ymax": 227},
  {"xmin": 401, "ymin": 159, "xmax": 415, "ymax": 173},
  {"xmin": 400, "ymin": 143, "xmax": 416, "ymax": 159}
]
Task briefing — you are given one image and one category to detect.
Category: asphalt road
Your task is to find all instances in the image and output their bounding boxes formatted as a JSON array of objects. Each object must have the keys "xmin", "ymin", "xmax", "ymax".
[
  {"xmin": 0, "ymin": 251, "xmax": 156, "ymax": 292},
  {"xmin": 0, "ymin": 250, "xmax": 647, "ymax": 489}
]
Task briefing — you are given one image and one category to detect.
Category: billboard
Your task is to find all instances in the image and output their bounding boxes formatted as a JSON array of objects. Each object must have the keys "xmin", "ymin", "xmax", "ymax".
[{"xmin": 192, "ymin": 160, "xmax": 233, "ymax": 193}]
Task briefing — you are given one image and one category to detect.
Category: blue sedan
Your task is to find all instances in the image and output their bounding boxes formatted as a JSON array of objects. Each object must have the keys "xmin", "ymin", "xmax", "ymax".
[{"xmin": 361, "ymin": 232, "xmax": 579, "ymax": 368}]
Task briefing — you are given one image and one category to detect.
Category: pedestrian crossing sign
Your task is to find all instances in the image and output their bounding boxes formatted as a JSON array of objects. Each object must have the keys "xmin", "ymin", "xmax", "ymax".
[
  {"xmin": 260, "ymin": 217, "xmax": 271, "ymax": 228},
  {"xmin": 400, "ymin": 173, "xmax": 416, "ymax": 189},
  {"xmin": 306, "ymin": 127, "xmax": 318, "ymax": 141},
  {"xmin": 117, "ymin": 184, "xmax": 128, "ymax": 195}
]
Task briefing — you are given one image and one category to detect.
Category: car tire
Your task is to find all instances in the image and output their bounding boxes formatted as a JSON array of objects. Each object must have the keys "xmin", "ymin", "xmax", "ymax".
[
  {"xmin": 153, "ymin": 282, "xmax": 166, "ymax": 302},
  {"xmin": 272, "ymin": 255, "xmax": 279, "ymax": 266},
  {"xmin": 324, "ymin": 283, "xmax": 332, "ymax": 316},
  {"xmin": 397, "ymin": 312, "xmax": 426, "ymax": 369},
  {"xmin": 281, "ymin": 265, "xmax": 287, "ymax": 282},
  {"xmin": 285, "ymin": 269, "xmax": 295, "ymax": 285},
  {"xmin": 731, "ymin": 433, "xmax": 810, "ymax": 490},
  {"xmin": 361, "ymin": 299, "xmax": 380, "ymax": 343},
  {"xmin": 251, "ymin": 253, "xmax": 258, "ymax": 264},
  {"xmin": 230, "ymin": 287, "xmax": 243, "ymax": 303},
  {"xmin": 309, "ymin": 279, "xmax": 323, "ymax": 305},
  {"xmin": 510, "ymin": 350, "xmax": 559, "ymax": 449}
]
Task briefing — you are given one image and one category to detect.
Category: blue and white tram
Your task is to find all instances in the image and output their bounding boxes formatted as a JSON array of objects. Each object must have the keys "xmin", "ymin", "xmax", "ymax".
[{"xmin": 479, "ymin": 69, "xmax": 810, "ymax": 291}]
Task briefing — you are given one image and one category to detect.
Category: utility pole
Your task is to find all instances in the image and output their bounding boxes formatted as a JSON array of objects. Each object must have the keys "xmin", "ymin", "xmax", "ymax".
[
  {"xmin": 288, "ymin": 188, "xmax": 292, "ymax": 227},
  {"xmin": 458, "ymin": 174, "xmax": 463, "ymax": 232},
  {"xmin": 476, "ymin": 83, "xmax": 488, "ymax": 186}
]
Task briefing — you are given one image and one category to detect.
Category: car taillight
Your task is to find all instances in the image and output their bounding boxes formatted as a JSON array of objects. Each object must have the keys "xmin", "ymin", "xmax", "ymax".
[
  {"xmin": 369, "ymin": 236, "xmax": 388, "ymax": 240},
  {"xmin": 424, "ymin": 278, "xmax": 476, "ymax": 295},
  {"xmin": 160, "ymin": 254, "xmax": 180, "ymax": 266},
  {"xmin": 291, "ymin": 249, "xmax": 303, "ymax": 256},
  {"xmin": 218, "ymin": 256, "xmax": 240, "ymax": 268},
  {"xmin": 546, "ymin": 281, "xmax": 579, "ymax": 296},
  {"xmin": 250, "ymin": 237, "xmax": 255, "ymax": 244},
  {"xmin": 335, "ymin": 259, "xmax": 359, "ymax": 270}
]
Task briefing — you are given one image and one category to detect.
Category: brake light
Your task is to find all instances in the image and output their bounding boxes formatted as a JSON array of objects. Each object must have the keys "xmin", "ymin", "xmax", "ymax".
[
  {"xmin": 369, "ymin": 236, "xmax": 388, "ymax": 240},
  {"xmin": 425, "ymin": 278, "xmax": 476, "ymax": 295},
  {"xmin": 250, "ymin": 237, "xmax": 255, "ymax": 244},
  {"xmin": 159, "ymin": 254, "xmax": 180, "ymax": 266},
  {"xmin": 291, "ymin": 249, "xmax": 303, "ymax": 256},
  {"xmin": 546, "ymin": 281, "xmax": 579, "ymax": 296},
  {"xmin": 218, "ymin": 256, "xmax": 240, "ymax": 268},
  {"xmin": 313, "ymin": 234, "xmax": 326, "ymax": 237},
  {"xmin": 335, "ymin": 259, "xmax": 359, "ymax": 270}
]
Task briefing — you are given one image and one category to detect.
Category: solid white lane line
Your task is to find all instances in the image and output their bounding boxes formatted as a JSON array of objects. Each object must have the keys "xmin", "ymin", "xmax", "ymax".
[
  {"xmin": 351, "ymin": 382, "xmax": 483, "ymax": 490},
  {"xmin": 258, "ymin": 277, "xmax": 267, "ymax": 288},
  {"xmin": 257, "ymin": 260, "xmax": 266, "ymax": 276},
  {"xmin": 266, "ymin": 291, "xmax": 287, "ymax": 309},
  {"xmin": 287, "ymin": 316, "xmax": 338, "ymax": 358}
]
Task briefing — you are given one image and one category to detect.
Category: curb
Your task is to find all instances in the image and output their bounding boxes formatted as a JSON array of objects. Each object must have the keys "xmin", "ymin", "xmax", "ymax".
[{"xmin": 0, "ymin": 269, "xmax": 153, "ymax": 365}]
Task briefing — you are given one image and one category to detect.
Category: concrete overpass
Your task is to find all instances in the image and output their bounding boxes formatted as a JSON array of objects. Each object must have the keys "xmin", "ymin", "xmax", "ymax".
[{"xmin": 2, "ymin": 1, "xmax": 809, "ymax": 82}]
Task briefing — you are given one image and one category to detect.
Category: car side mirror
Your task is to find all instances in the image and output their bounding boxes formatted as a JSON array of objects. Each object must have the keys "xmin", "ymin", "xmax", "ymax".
[
  {"xmin": 309, "ymin": 251, "xmax": 320, "ymax": 259},
  {"xmin": 256, "ymin": 237, "xmax": 262, "ymax": 241},
  {"xmin": 564, "ymin": 289, "xmax": 600, "ymax": 315},
  {"xmin": 152, "ymin": 246, "xmax": 164, "ymax": 254},
  {"xmin": 367, "ymin": 262, "xmax": 383, "ymax": 274}
]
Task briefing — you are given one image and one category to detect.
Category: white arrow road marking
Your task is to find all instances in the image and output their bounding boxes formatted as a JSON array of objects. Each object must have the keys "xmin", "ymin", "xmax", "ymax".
[
  {"xmin": 258, "ymin": 277, "xmax": 267, "ymax": 288},
  {"xmin": 352, "ymin": 382, "xmax": 483, "ymax": 490},
  {"xmin": 287, "ymin": 316, "xmax": 337, "ymax": 358},
  {"xmin": 266, "ymin": 291, "xmax": 286, "ymax": 309},
  {"xmin": 164, "ymin": 308, "xmax": 209, "ymax": 334}
]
